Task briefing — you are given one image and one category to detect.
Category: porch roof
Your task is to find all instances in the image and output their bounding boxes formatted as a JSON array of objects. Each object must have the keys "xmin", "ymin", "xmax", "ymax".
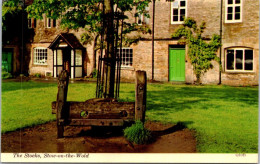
[{"xmin": 48, "ymin": 33, "xmax": 85, "ymax": 49}]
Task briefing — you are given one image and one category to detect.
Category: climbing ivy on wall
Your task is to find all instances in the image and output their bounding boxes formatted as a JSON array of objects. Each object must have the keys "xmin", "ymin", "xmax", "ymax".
[{"xmin": 172, "ymin": 17, "xmax": 221, "ymax": 84}]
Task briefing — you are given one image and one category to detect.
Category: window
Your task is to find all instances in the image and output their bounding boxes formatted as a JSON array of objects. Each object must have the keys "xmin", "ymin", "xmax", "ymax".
[
  {"xmin": 28, "ymin": 18, "xmax": 37, "ymax": 28},
  {"xmin": 225, "ymin": 0, "xmax": 242, "ymax": 23},
  {"xmin": 46, "ymin": 18, "xmax": 51, "ymax": 28},
  {"xmin": 136, "ymin": 6, "xmax": 149, "ymax": 25},
  {"xmin": 171, "ymin": 0, "xmax": 187, "ymax": 24},
  {"xmin": 53, "ymin": 19, "xmax": 56, "ymax": 27},
  {"xmin": 225, "ymin": 48, "xmax": 253, "ymax": 72},
  {"xmin": 117, "ymin": 48, "xmax": 133, "ymax": 67},
  {"xmin": 46, "ymin": 18, "xmax": 56, "ymax": 28},
  {"xmin": 33, "ymin": 47, "xmax": 48, "ymax": 65}
]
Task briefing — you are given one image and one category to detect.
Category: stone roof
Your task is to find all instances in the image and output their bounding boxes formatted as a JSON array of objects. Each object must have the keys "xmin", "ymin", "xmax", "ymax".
[{"xmin": 48, "ymin": 33, "xmax": 85, "ymax": 49}]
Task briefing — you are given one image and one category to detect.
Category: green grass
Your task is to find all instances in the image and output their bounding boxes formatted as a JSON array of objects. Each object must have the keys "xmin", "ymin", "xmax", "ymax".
[
  {"xmin": 1, "ymin": 81, "xmax": 96, "ymax": 133},
  {"xmin": 1, "ymin": 81, "xmax": 258, "ymax": 153}
]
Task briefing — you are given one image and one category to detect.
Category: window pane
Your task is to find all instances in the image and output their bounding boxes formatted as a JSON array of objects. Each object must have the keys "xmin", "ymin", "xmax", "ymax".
[
  {"xmin": 235, "ymin": 0, "xmax": 240, "ymax": 4},
  {"xmin": 138, "ymin": 14, "xmax": 142, "ymax": 24},
  {"xmin": 173, "ymin": 9, "xmax": 178, "ymax": 15},
  {"xmin": 34, "ymin": 19, "xmax": 37, "ymax": 28},
  {"xmin": 172, "ymin": 1, "xmax": 179, "ymax": 8},
  {"xmin": 180, "ymin": 15, "xmax": 184, "ymax": 21},
  {"xmin": 57, "ymin": 50, "xmax": 62, "ymax": 65},
  {"xmin": 235, "ymin": 13, "xmax": 240, "ymax": 20},
  {"xmin": 75, "ymin": 50, "xmax": 82, "ymax": 66},
  {"xmin": 180, "ymin": 1, "xmax": 186, "ymax": 7},
  {"xmin": 48, "ymin": 18, "xmax": 51, "ymax": 27},
  {"xmin": 235, "ymin": 50, "xmax": 243, "ymax": 70},
  {"xmin": 173, "ymin": 16, "xmax": 178, "ymax": 21},
  {"xmin": 235, "ymin": 7, "xmax": 240, "ymax": 20},
  {"xmin": 235, "ymin": 6, "xmax": 240, "ymax": 13},
  {"xmin": 227, "ymin": 50, "xmax": 234, "ymax": 70},
  {"xmin": 227, "ymin": 7, "xmax": 233, "ymax": 13},
  {"xmin": 53, "ymin": 19, "xmax": 56, "ymax": 27},
  {"xmin": 245, "ymin": 50, "xmax": 253, "ymax": 70},
  {"xmin": 180, "ymin": 9, "xmax": 185, "ymax": 15},
  {"xmin": 28, "ymin": 19, "xmax": 32, "ymax": 28},
  {"xmin": 228, "ymin": 0, "xmax": 233, "ymax": 4},
  {"xmin": 227, "ymin": 14, "xmax": 233, "ymax": 20}
]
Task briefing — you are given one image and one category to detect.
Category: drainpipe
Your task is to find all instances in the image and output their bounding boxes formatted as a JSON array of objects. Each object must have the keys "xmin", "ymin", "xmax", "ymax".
[
  {"xmin": 152, "ymin": 0, "xmax": 155, "ymax": 81},
  {"xmin": 219, "ymin": 0, "xmax": 223, "ymax": 85},
  {"xmin": 21, "ymin": 0, "xmax": 25, "ymax": 76}
]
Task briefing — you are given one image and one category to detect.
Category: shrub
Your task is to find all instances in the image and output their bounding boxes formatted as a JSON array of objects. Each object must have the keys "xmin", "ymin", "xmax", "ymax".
[
  {"xmin": 124, "ymin": 120, "xmax": 152, "ymax": 144},
  {"xmin": 92, "ymin": 69, "xmax": 98, "ymax": 78},
  {"xmin": 2, "ymin": 70, "xmax": 12, "ymax": 79},
  {"xmin": 34, "ymin": 73, "xmax": 41, "ymax": 78}
]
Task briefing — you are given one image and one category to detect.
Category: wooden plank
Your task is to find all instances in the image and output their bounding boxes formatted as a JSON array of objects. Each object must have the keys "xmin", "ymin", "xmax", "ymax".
[
  {"xmin": 52, "ymin": 101, "xmax": 135, "ymax": 119},
  {"xmin": 68, "ymin": 119, "xmax": 125, "ymax": 126}
]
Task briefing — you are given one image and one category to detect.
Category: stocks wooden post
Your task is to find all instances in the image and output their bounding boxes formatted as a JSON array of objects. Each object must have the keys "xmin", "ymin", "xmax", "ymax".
[
  {"xmin": 56, "ymin": 70, "xmax": 69, "ymax": 138},
  {"xmin": 135, "ymin": 71, "xmax": 147, "ymax": 123}
]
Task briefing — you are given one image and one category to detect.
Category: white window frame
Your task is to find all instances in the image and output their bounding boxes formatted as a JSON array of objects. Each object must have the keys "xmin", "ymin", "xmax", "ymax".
[
  {"xmin": 46, "ymin": 18, "xmax": 51, "ymax": 28},
  {"xmin": 136, "ymin": 6, "xmax": 149, "ymax": 25},
  {"xmin": 225, "ymin": 47, "xmax": 254, "ymax": 72},
  {"xmin": 137, "ymin": 13, "xmax": 144, "ymax": 25},
  {"xmin": 171, "ymin": 0, "xmax": 187, "ymax": 24},
  {"xmin": 225, "ymin": 0, "xmax": 242, "ymax": 23},
  {"xmin": 117, "ymin": 47, "xmax": 133, "ymax": 68},
  {"xmin": 28, "ymin": 18, "xmax": 37, "ymax": 28},
  {"xmin": 33, "ymin": 47, "xmax": 48, "ymax": 65}
]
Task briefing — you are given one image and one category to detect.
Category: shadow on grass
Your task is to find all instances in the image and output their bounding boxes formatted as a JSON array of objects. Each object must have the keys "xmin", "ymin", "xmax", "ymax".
[
  {"xmin": 151, "ymin": 121, "xmax": 193, "ymax": 138},
  {"xmin": 2, "ymin": 81, "xmax": 57, "ymax": 92},
  {"xmin": 145, "ymin": 85, "xmax": 258, "ymax": 113}
]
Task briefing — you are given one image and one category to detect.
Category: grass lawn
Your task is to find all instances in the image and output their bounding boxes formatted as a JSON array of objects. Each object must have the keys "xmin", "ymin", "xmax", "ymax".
[{"xmin": 1, "ymin": 81, "xmax": 258, "ymax": 153}]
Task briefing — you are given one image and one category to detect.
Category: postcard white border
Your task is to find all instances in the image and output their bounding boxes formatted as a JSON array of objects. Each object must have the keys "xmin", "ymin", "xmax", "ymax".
[{"xmin": 1, "ymin": 153, "xmax": 258, "ymax": 163}]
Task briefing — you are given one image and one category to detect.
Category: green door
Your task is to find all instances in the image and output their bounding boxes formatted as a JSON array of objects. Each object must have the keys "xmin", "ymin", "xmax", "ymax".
[
  {"xmin": 169, "ymin": 48, "xmax": 185, "ymax": 81},
  {"xmin": 2, "ymin": 49, "xmax": 13, "ymax": 73}
]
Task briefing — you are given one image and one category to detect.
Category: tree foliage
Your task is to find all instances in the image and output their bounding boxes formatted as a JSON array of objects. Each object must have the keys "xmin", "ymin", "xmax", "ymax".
[
  {"xmin": 2, "ymin": 0, "xmax": 23, "ymax": 29},
  {"xmin": 172, "ymin": 17, "xmax": 221, "ymax": 83},
  {"xmin": 2, "ymin": 0, "xmax": 24, "ymax": 43},
  {"xmin": 26, "ymin": 0, "xmax": 151, "ymax": 74},
  {"xmin": 26, "ymin": 0, "xmax": 151, "ymax": 40}
]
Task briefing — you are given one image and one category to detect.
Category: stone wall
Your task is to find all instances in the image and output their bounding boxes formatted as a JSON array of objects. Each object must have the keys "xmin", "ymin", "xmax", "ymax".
[
  {"xmin": 29, "ymin": 43, "xmax": 53, "ymax": 77},
  {"xmin": 27, "ymin": 0, "xmax": 259, "ymax": 86},
  {"xmin": 221, "ymin": 0, "xmax": 259, "ymax": 86}
]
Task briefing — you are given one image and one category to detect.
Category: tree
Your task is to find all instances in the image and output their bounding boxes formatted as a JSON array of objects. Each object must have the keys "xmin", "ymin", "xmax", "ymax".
[
  {"xmin": 2, "ymin": 0, "xmax": 23, "ymax": 44},
  {"xmin": 2, "ymin": 0, "xmax": 33, "ymax": 75},
  {"xmin": 26, "ymin": 0, "xmax": 151, "ymax": 98},
  {"xmin": 172, "ymin": 17, "xmax": 221, "ymax": 84}
]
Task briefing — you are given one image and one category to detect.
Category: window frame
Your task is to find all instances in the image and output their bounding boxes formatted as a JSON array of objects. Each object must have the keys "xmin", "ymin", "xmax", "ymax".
[
  {"xmin": 225, "ymin": 47, "xmax": 254, "ymax": 73},
  {"xmin": 117, "ymin": 47, "xmax": 133, "ymax": 68},
  {"xmin": 28, "ymin": 18, "xmax": 32, "ymax": 28},
  {"xmin": 33, "ymin": 47, "xmax": 48, "ymax": 65},
  {"xmin": 225, "ymin": 0, "xmax": 243, "ymax": 23},
  {"xmin": 46, "ymin": 18, "xmax": 51, "ymax": 28},
  {"xmin": 171, "ymin": 0, "xmax": 187, "ymax": 24},
  {"xmin": 136, "ymin": 6, "xmax": 150, "ymax": 25},
  {"xmin": 28, "ymin": 18, "xmax": 37, "ymax": 28}
]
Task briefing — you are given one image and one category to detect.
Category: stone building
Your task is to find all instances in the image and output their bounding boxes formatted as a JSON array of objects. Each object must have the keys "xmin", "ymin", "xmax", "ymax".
[{"xmin": 3, "ymin": 0, "xmax": 259, "ymax": 86}]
